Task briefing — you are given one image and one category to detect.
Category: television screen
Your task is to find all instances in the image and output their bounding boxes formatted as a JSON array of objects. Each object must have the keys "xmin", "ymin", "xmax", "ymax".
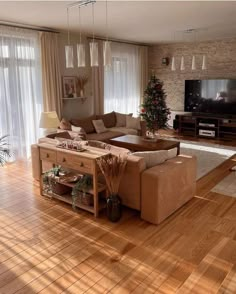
[{"xmin": 184, "ymin": 79, "xmax": 236, "ymax": 115}]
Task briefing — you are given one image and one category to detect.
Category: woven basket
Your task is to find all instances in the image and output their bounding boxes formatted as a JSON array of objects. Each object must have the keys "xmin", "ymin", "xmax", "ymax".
[
  {"xmin": 51, "ymin": 181, "xmax": 71, "ymax": 195},
  {"xmin": 76, "ymin": 192, "xmax": 94, "ymax": 206}
]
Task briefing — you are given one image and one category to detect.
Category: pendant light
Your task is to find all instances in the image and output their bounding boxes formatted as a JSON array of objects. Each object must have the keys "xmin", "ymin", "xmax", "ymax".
[
  {"xmin": 65, "ymin": 8, "xmax": 74, "ymax": 68},
  {"xmin": 77, "ymin": 7, "xmax": 86, "ymax": 67},
  {"xmin": 180, "ymin": 56, "xmax": 185, "ymax": 71},
  {"xmin": 90, "ymin": 3, "xmax": 99, "ymax": 66},
  {"xmin": 202, "ymin": 55, "xmax": 207, "ymax": 70},
  {"xmin": 171, "ymin": 56, "xmax": 176, "ymax": 71},
  {"xmin": 191, "ymin": 55, "xmax": 196, "ymax": 70},
  {"xmin": 103, "ymin": 0, "xmax": 112, "ymax": 68}
]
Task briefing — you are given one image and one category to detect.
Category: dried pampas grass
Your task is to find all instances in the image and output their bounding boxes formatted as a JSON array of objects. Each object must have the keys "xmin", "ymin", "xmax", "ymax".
[{"xmin": 97, "ymin": 154, "xmax": 127, "ymax": 195}]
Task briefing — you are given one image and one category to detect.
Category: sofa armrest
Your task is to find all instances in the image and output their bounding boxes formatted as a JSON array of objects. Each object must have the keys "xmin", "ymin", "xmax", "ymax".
[
  {"xmin": 31, "ymin": 144, "xmax": 41, "ymax": 181},
  {"xmin": 141, "ymin": 155, "xmax": 197, "ymax": 224}
]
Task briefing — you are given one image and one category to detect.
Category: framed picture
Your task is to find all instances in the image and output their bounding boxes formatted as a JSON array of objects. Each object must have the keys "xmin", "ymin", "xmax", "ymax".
[{"xmin": 62, "ymin": 76, "xmax": 77, "ymax": 98}]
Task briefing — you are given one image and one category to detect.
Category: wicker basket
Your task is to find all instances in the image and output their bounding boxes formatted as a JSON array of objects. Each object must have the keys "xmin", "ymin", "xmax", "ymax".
[
  {"xmin": 51, "ymin": 181, "xmax": 71, "ymax": 195},
  {"xmin": 75, "ymin": 192, "xmax": 94, "ymax": 206}
]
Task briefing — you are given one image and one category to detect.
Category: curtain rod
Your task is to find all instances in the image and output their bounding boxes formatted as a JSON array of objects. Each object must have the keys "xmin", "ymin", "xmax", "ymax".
[
  {"xmin": 87, "ymin": 35, "xmax": 149, "ymax": 47},
  {"xmin": 0, "ymin": 21, "xmax": 59, "ymax": 34}
]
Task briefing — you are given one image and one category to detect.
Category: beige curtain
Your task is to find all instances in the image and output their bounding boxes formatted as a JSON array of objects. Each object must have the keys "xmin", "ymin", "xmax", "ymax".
[
  {"xmin": 40, "ymin": 32, "xmax": 62, "ymax": 118},
  {"xmin": 139, "ymin": 46, "xmax": 149, "ymax": 104},
  {"xmin": 91, "ymin": 39, "xmax": 104, "ymax": 115}
]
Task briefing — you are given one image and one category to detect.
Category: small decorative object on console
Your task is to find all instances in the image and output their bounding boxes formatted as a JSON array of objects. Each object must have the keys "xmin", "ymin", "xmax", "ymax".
[{"xmin": 56, "ymin": 140, "xmax": 86, "ymax": 152}]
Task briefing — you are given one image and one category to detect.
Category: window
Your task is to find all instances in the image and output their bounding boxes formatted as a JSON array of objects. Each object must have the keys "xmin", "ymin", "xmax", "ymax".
[
  {"xmin": 0, "ymin": 26, "xmax": 43, "ymax": 159},
  {"xmin": 104, "ymin": 42, "xmax": 141, "ymax": 115}
]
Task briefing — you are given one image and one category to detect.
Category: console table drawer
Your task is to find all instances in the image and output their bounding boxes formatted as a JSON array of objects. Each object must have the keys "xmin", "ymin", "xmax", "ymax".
[
  {"xmin": 57, "ymin": 152, "xmax": 93, "ymax": 173},
  {"xmin": 40, "ymin": 148, "xmax": 56, "ymax": 162}
]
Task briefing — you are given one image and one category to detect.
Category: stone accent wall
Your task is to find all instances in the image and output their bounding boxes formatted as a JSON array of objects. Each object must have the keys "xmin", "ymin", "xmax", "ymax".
[{"xmin": 148, "ymin": 38, "xmax": 236, "ymax": 111}]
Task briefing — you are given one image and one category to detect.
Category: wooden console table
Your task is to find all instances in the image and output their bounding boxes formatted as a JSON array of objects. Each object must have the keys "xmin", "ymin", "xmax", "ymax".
[{"xmin": 38, "ymin": 143, "xmax": 109, "ymax": 217}]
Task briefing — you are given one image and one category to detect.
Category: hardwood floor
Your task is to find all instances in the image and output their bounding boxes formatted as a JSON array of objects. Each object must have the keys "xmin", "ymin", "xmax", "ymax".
[{"xmin": 0, "ymin": 155, "xmax": 236, "ymax": 293}]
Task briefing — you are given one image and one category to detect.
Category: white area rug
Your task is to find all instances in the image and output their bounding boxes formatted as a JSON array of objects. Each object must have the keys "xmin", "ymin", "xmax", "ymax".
[
  {"xmin": 211, "ymin": 172, "xmax": 236, "ymax": 198},
  {"xmin": 177, "ymin": 140, "xmax": 236, "ymax": 179}
]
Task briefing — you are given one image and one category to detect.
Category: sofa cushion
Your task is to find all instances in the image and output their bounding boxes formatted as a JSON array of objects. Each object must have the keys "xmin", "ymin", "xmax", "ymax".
[
  {"xmin": 96, "ymin": 111, "xmax": 116, "ymax": 128},
  {"xmin": 92, "ymin": 119, "xmax": 108, "ymax": 134},
  {"xmin": 59, "ymin": 118, "xmax": 72, "ymax": 130},
  {"xmin": 70, "ymin": 115, "xmax": 96, "ymax": 134},
  {"xmin": 86, "ymin": 131, "xmax": 123, "ymax": 142},
  {"xmin": 133, "ymin": 150, "xmax": 168, "ymax": 168},
  {"xmin": 126, "ymin": 116, "xmax": 141, "ymax": 130},
  {"xmin": 108, "ymin": 127, "xmax": 138, "ymax": 135},
  {"xmin": 115, "ymin": 112, "xmax": 132, "ymax": 127}
]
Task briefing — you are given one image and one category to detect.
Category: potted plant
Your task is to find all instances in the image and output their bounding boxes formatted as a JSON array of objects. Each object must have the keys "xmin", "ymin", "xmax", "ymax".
[
  {"xmin": 96, "ymin": 154, "xmax": 127, "ymax": 222},
  {"xmin": 0, "ymin": 135, "xmax": 11, "ymax": 166},
  {"xmin": 72, "ymin": 175, "xmax": 93, "ymax": 208}
]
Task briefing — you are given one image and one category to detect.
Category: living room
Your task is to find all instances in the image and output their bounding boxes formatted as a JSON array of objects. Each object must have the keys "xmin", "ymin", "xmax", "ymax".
[{"xmin": 1, "ymin": 1, "xmax": 236, "ymax": 293}]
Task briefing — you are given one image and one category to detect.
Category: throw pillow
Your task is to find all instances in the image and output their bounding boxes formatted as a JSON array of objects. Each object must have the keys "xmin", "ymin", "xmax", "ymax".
[
  {"xmin": 115, "ymin": 112, "xmax": 133, "ymax": 127},
  {"xmin": 70, "ymin": 115, "xmax": 96, "ymax": 134},
  {"xmin": 87, "ymin": 140, "xmax": 107, "ymax": 149},
  {"xmin": 92, "ymin": 120, "xmax": 108, "ymax": 134},
  {"xmin": 126, "ymin": 116, "xmax": 141, "ymax": 130},
  {"xmin": 168, "ymin": 147, "xmax": 178, "ymax": 159},
  {"xmin": 96, "ymin": 111, "xmax": 116, "ymax": 128},
  {"xmin": 59, "ymin": 118, "xmax": 72, "ymax": 130},
  {"xmin": 133, "ymin": 150, "xmax": 168, "ymax": 168}
]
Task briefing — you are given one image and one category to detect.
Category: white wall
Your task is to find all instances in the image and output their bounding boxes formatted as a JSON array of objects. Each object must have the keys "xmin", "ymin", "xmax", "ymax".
[{"xmin": 58, "ymin": 32, "xmax": 94, "ymax": 119}]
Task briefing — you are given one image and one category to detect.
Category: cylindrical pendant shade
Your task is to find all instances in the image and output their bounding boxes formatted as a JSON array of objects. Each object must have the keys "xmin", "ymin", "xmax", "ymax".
[
  {"xmin": 77, "ymin": 43, "xmax": 86, "ymax": 67},
  {"xmin": 202, "ymin": 55, "xmax": 207, "ymax": 70},
  {"xmin": 180, "ymin": 56, "xmax": 185, "ymax": 71},
  {"xmin": 103, "ymin": 41, "xmax": 112, "ymax": 68},
  {"xmin": 171, "ymin": 57, "xmax": 176, "ymax": 71},
  {"xmin": 191, "ymin": 55, "xmax": 196, "ymax": 70},
  {"xmin": 65, "ymin": 45, "xmax": 74, "ymax": 68},
  {"xmin": 90, "ymin": 42, "xmax": 99, "ymax": 67}
]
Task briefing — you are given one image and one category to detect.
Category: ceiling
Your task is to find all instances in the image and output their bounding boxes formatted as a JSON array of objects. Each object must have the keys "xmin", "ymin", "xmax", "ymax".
[{"xmin": 0, "ymin": 1, "xmax": 236, "ymax": 44}]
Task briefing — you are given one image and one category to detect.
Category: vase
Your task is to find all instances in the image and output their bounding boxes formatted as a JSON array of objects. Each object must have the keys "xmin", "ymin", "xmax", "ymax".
[{"xmin": 106, "ymin": 194, "xmax": 122, "ymax": 222}]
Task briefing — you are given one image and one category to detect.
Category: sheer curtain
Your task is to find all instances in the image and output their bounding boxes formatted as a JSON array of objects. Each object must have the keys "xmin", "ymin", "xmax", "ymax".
[
  {"xmin": 0, "ymin": 25, "xmax": 43, "ymax": 160},
  {"xmin": 104, "ymin": 42, "xmax": 141, "ymax": 116}
]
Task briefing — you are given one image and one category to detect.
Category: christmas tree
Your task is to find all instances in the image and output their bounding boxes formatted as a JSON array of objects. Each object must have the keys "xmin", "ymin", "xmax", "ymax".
[{"xmin": 140, "ymin": 75, "xmax": 170, "ymax": 133}]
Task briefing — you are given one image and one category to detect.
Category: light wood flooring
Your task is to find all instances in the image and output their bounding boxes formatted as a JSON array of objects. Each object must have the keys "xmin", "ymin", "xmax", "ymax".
[{"xmin": 0, "ymin": 154, "xmax": 236, "ymax": 293}]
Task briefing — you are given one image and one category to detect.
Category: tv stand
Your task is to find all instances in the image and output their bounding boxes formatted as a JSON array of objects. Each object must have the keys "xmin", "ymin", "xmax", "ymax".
[{"xmin": 175, "ymin": 114, "xmax": 236, "ymax": 139}]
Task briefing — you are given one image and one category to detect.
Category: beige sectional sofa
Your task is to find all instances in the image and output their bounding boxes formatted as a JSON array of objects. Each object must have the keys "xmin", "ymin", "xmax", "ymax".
[
  {"xmin": 31, "ymin": 133, "xmax": 197, "ymax": 225},
  {"xmin": 59, "ymin": 111, "xmax": 146, "ymax": 142}
]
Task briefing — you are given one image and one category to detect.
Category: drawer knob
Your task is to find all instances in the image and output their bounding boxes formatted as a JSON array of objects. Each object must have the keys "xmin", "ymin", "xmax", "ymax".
[
  {"xmin": 46, "ymin": 153, "xmax": 49, "ymax": 158},
  {"xmin": 80, "ymin": 162, "xmax": 84, "ymax": 167},
  {"xmin": 62, "ymin": 158, "xmax": 66, "ymax": 162}
]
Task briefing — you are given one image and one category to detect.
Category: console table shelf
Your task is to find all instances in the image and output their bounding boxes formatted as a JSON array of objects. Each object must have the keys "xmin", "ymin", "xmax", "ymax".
[{"xmin": 38, "ymin": 143, "xmax": 109, "ymax": 217}]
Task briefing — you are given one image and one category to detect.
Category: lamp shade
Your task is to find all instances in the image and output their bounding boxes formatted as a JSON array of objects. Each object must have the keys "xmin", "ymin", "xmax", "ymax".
[
  {"xmin": 171, "ymin": 56, "xmax": 176, "ymax": 71},
  {"xmin": 202, "ymin": 55, "xmax": 207, "ymax": 70},
  {"xmin": 90, "ymin": 41, "xmax": 99, "ymax": 66},
  {"xmin": 180, "ymin": 56, "xmax": 185, "ymax": 71},
  {"xmin": 39, "ymin": 111, "xmax": 60, "ymax": 129},
  {"xmin": 65, "ymin": 45, "xmax": 74, "ymax": 68},
  {"xmin": 103, "ymin": 41, "xmax": 112, "ymax": 68},
  {"xmin": 77, "ymin": 43, "xmax": 86, "ymax": 67},
  {"xmin": 191, "ymin": 55, "xmax": 196, "ymax": 70}
]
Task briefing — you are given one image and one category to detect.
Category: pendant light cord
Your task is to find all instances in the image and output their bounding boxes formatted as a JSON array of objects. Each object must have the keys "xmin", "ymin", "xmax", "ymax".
[
  {"xmin": 92, "ymin": 3, "xmax": 95, "ymax": 43},
  {"xmin": 67, "ymin": 7, "xmax": 70, "ymax": 45},
  {"xmin": 79, "ymin": 6, "xmax": 82, "ymax": 44},
  {"xmin": 106, "ymin": 0, "xmax": 108, "ymax": 41}
]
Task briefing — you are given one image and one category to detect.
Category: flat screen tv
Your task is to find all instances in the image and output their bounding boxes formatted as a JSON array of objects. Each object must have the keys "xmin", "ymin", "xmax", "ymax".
[{"xmin": 184, "ymin": 79, "xmax": 236, "ymax": 115}]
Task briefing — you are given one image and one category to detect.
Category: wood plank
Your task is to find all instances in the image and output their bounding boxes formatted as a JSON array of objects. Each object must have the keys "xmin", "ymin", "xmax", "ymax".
[{"xmin": 0, "ymin": 151, "xmax": 236, "ymax": 293}]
